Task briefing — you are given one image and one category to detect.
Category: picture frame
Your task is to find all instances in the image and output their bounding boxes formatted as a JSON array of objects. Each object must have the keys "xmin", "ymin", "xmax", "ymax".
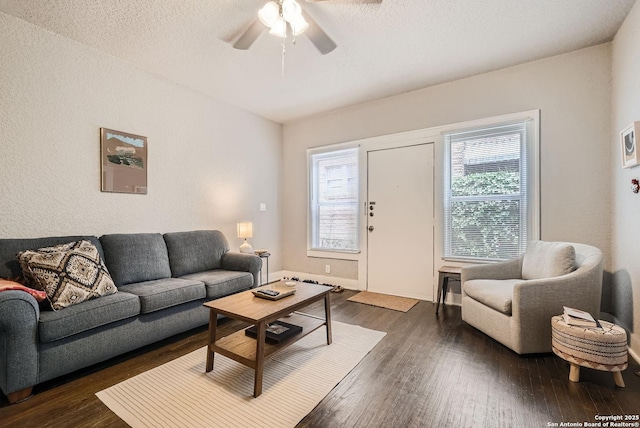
[
  {"xmin": 100, "ymin": 128, "xmax": 148, "ymax": 194},
  {"xmin": 620, "ymin": 122, "xmax": 640, "ymax": 169}
]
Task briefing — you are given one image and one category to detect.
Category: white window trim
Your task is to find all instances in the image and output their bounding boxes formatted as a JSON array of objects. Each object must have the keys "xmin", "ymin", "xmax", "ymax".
[
  {"xmin": 307, "ymin": 142, "xmax": 362, "ymax": 260},
  {"xmin": 303, "ymin": 110, "xmax": 539, "ymax": 267},
  {"xmin": 441, "ymin": 110, "xmax": 540, "ymax": 262}
]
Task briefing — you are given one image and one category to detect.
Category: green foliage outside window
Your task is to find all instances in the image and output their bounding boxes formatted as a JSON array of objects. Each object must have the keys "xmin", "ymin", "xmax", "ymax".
[
  {"xmin": 450, "ymin": 171, "xmax": 521, "ymax": 259},
  {"xmin": 452, "ymin": 170, "xmax": 519, "ymax": 196}
]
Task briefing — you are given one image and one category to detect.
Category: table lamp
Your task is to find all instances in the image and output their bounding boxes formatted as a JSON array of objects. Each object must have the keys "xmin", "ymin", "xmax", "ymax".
[{"xmin": 237, "ymin": 222, "xmax": 253, "ymax": 254}]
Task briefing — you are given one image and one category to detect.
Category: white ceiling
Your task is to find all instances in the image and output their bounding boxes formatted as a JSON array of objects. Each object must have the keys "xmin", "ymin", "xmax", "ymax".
[{"xmin": 0, "ymin": 0, "xmax": 635, "ymax": 123}]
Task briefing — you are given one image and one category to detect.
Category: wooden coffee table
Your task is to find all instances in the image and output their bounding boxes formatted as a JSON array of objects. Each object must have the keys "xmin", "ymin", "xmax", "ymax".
[{"xmin": 203, "ymin": 281, "xmax": 333, "ymax": 397}]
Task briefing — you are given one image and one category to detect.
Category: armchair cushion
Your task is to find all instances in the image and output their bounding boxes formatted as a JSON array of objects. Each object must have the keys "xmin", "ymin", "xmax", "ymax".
[
  {"xmin": 464, "ymin": 279, "xmax": 520, "ymax": 315},
  {"xmin": 521, "ymin": 240, "xmax": 575, "ymax": 280}
]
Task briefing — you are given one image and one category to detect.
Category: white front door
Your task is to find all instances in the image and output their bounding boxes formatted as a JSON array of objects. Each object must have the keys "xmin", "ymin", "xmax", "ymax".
[{"xmin": 366, "ymin": 143, "xmax": 434, "ymax": 300}]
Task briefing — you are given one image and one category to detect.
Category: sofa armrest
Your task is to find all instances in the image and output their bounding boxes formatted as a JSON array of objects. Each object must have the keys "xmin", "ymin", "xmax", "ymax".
[
  {"xmin": 220, "ymin": 252, "xmax": 262, "ymax": 288},
  {"xmin": 0, "ymin": 291, "xmax": 40, "ymax": 397}
]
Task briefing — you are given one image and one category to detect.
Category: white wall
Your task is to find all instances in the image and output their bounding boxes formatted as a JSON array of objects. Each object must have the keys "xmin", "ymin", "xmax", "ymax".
[
  {"xmin": 283, "ymin": 44, "xmax": 612, "ymax": 292},
  {"xmin": 0, "ymin": 12, "xmax": 283, "ymax": 271},
  {"xmin": 612, "ymin": 1, "xmax": 640, "ymax": 359}
]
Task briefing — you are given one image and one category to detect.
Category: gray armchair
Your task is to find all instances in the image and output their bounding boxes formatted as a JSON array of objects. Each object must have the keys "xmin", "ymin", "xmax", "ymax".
[{"xmin": 461, "ymin": 241, "xmax": 603, "ymax": 354}]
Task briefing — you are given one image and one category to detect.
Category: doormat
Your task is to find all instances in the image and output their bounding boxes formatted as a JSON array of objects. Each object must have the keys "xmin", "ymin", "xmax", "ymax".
[{"xmin": 347, "ymin": 291, "xmax": 419, "ymax": 312}]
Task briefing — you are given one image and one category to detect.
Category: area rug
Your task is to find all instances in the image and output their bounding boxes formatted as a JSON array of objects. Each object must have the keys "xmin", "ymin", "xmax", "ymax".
[
  {"xmin": 96, "ymin": 320, "xmax": 386, "ymax": 428},
  {"xmin": 347, "ymin": 291, "xmax": 420, "ymax": 312}
]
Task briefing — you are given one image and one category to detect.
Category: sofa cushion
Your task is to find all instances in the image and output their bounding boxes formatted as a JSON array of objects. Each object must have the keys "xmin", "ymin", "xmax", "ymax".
[
  {"xmin": 17, "ymin": 240, "xmax": 117, "ymax": 310},
  {"xmin": 521, "ymin": 241, "xmax": 575, "ymax": 280},
  {"xmin": 118, "ymin": 278, "xmax": 206, "ymax": 314},
  {"xmin": 163, "ymin": 230, "xmax": 229, "ymax": 277},
  {"xmin": 464, "ymin": 279, "xmax": 521, "ymax": 315},
  {"xmin": 38, "ymin": 291, "xmax": 140, "ymax": 342},
  {"xmin": 100, "ymin": 233, "xmax": 172, "ymax": 286},
  {"xmin": 179, "ymin": 270, "xmax": 253, "ymax": 299}
]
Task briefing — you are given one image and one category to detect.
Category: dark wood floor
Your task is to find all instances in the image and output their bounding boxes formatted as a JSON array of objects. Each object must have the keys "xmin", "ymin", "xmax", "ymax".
[{"xmin": 1, "ymin": 290, "xmax": 639, "ymax": 427}]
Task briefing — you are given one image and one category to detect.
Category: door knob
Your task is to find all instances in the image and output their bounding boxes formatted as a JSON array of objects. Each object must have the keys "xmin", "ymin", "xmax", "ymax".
[{"xmin": 368, "ymin": 226, "xmax": 374, "ymax": 232}]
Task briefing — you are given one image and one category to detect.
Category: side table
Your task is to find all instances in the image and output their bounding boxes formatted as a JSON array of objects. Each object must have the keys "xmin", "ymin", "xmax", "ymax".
[
  {"xmin": 256, "ymin": 251, "xmax": 270, "ymax": 286},
  {"xmin": 436, "ymin": 266, "xmax": 461, "ymax": 314},
  {"xmin": 551, "ymin": 315, "xmax": 628, "ymax": 387}
]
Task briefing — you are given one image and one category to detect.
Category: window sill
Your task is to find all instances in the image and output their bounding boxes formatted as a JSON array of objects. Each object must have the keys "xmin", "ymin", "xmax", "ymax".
[
  {"xmin": 442, "ymin": 256, "xmax": 507, "ymax": 264},
  {"xmin": 307, "ymin": 250, "xmax": 360, "ymax": 261}
]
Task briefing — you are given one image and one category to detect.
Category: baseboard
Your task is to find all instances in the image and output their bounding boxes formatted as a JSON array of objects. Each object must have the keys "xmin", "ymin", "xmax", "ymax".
[
  {"xmin": 279, "ymin": 270, "xmax": 360, "ymax": 290},
  {"xmin": 263, "ymin": 270, "xmax": 286, "ymax": 285},
  {"xmin": 629, "ymin": 346, "xmax": 639, "ymax": 366}
]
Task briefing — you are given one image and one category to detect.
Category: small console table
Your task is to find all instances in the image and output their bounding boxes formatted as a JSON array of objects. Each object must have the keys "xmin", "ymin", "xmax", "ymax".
[{"xmin": 436, "ymin": 266, "xmax": 461, "ymax": 315}]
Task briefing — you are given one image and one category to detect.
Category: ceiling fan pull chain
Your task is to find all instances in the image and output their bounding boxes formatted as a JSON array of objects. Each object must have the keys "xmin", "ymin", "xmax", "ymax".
[
  {"xmin": 281, "ymin": 29, "xmax": 287, "ymax": 80},
  {"xmin": 281, "ymin": 37, "xmax": 286, "ymax": 79}
]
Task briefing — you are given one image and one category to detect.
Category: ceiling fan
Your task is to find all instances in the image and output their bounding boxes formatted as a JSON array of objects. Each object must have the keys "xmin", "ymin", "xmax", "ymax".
[{"xmin": 232, "ymin": 0, "xmax": 382, "ymax": 55}]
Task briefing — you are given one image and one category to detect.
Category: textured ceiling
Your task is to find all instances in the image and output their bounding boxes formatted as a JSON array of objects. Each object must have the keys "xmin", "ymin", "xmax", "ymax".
[{"xmin": 0, "ymin": 0, "xmax": 635, "ymax": 123}]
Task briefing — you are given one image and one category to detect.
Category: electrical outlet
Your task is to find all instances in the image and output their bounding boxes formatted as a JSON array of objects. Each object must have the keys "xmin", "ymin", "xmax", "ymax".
[
  {"xmin": 259, "ymin": 203, "xmax": 267, "ymax": 211},
  {"xmin": 325, "ymin": 265, "xmax": 331, "ymax": 274}
]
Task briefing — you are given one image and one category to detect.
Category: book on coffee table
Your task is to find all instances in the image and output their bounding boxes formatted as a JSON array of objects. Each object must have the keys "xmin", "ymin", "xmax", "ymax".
[{"xmin": 245, "ymin": 320, "xmax": 303, "ymax": 344}]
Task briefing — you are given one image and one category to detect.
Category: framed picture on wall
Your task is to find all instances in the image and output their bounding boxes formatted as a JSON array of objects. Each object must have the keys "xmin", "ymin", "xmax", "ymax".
[
  {"xmin": 100, "ymin": 128, "xmax": 148, "ymax": 193},
  {"xmin": 621, "ymin": 122, "xmax": 640, "ymax": 168}
]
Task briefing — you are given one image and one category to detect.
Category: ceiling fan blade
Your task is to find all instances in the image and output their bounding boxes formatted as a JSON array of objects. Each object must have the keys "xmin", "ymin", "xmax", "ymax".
[
  {"xmin": 232, "ymin": 19, "xmax": 264, "ymax": 50},
  {"xmin": 303, "ymin": 13, "xmax": 337, "ymax": 55}
]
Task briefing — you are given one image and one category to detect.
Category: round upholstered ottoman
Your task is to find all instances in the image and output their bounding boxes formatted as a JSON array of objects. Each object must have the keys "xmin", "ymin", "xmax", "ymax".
[{"xmin": 551, "ymin": 315, "xmax": 628, "ymax": 387}]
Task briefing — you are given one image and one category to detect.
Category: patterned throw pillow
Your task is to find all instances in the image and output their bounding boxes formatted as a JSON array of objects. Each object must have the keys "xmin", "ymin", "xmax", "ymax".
[{"xmin": 17, "ymin": 240, "xmax": 117, "ymax": 310}]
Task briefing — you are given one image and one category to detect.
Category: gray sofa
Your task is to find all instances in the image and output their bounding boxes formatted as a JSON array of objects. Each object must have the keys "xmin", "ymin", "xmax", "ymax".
[{"xmin": 0, "ymin": 230, "xmax": 261, "ymax": 404}]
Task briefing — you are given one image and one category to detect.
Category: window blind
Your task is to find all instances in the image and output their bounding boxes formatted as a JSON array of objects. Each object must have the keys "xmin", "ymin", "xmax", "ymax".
[
  {"xmin": 309, "ymin": 147, "xmax": 359, "ymax": 252},
  {"xmin": 444, "ymin": 121, "xmax": 528, "ymax": 261}
]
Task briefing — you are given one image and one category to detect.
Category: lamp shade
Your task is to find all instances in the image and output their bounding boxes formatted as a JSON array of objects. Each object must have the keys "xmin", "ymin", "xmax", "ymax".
[{"xmin": 237, "ymin": 222, "xmax": 253, "ymax": 239}]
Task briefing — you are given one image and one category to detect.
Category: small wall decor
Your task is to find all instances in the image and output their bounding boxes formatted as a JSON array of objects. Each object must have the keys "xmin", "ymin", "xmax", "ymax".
[
  {"xmin": 620, "ymin": 122, "xmax": 640, "ymax": 168},
  {"xmin": 632, "ymin": 179, "xmax": 639, "ymax": 194},
  {"xmin": 100, "ymin": 128, "xmax": 147, "ymax": 194}
]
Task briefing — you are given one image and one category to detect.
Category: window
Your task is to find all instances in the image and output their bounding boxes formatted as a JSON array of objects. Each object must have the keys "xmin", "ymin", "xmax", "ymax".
[
  {"xmin": 309, "ymin": 147, "xmax": 359, "ymax": 253},
  {"xmin": 444, "ymin": 118, "xmax": 537, "ymax": 261}
]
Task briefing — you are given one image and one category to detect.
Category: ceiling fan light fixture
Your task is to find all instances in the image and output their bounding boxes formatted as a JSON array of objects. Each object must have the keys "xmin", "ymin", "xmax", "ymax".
[
  {"xmin": 258, "ymin": 1, "xmax": 279, "ymax": 27},
  {"xmin": 282, "ymin": 0, "xmax": 302, "ymax": 22},
  {"xmin": 289, "ymin": 15, "xmax": 309, "ymax": 36},
  {"xmin": 268, "ymin": 16, "xmax": 287, "ymax": 38}
]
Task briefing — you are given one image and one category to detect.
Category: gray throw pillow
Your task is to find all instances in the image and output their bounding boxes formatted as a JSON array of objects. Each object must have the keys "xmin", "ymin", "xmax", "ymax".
[{"xmin": 521, "ymin": 240, "xmax": 575, "ymax": 280}]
